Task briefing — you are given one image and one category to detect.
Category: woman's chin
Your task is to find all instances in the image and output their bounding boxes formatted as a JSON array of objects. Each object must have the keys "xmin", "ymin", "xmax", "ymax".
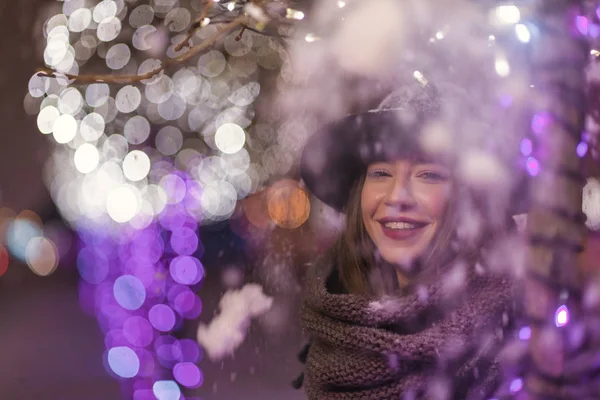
[{"xmin": 380, "ymin": 251, "xmax": 419, "ymax": 270}]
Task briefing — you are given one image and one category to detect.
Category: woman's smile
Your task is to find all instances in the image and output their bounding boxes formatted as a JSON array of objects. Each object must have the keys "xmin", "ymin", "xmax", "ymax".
[{"xmin": 378, "ymin": 216, "xmax": 430, "ymax": 241}]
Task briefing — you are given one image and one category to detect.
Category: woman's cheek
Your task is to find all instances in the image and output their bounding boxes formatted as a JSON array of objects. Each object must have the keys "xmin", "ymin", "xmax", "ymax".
[{"xmin": 413, "ymin": 184, "xmax": 452, "ymax": 216}]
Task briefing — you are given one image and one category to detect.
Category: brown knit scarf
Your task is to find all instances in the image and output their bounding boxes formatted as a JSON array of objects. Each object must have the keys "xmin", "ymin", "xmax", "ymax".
[{"xmin": 298, "ymin": 258, "xmax": 516, "ymax": 400}]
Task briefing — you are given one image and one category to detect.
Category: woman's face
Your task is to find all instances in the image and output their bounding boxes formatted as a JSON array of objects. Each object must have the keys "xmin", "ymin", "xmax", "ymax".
[{"xmin": 361, "ymin": 159, "xmax": 453, "ymax": 267}]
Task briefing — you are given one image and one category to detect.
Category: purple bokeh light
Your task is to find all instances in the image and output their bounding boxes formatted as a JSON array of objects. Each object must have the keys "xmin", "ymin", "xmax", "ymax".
[
  {"xmin": 105, "ymin": 329, "xmax": 130, "ymax": 349},
  {"xmin": 169, "ymin": 256, "xmax": 204, "ymax": 285},
  {"xmin": 161, "ymin": 174, "xmax": 187, "ymax": 205},
  {"xmin": 153, "ymin": 380, "xmax": 181, "ymax": 400},
  {"xmin": 133, "ymin": 389, "xmax": 156, "ymax": 400},
  {"xmin": 576, "ymin": 15, "xmax": 589, "ymax": 36},
  {"xmin": 107, "ymin": 346, "xmax": 140, "ymax": 378},
  {"xmin": 123, "ymin": 316, "xmax": 154, "ymax": 347},
  {"xmin": 136, "ymin": 348, "xmax": 157, "ymax": 377},
  {"xmin": 78, "ymin": 247, "xmax": 109, "ymax": 284},
  {"xmin": 170, "ymin": 227, "xmax": 199, "ymax": 255},
  {"xmin": 179, "ymin": 338, "xmax": 202, "ymax": 363},
  {"xmin": 114, "ymin": 275, "xmax": 147, "ymax": 310},
  {"xmin": 155, "ymin": 336, "xmax": 183, "ymax": 368},
  {"xmin": 78, "ymin": 171, "xmax": 204, "ymax": 397},
  {"xmin": 518, "ymin": 326, "xmax": 531, "ymax": 341},
  {"xmin": 520, "ymin": 138, "xmax": 532, "ymax": 156},
  {"xmin": 577, "ymin": 141, "xmax": 588, "ymax": 158},
  {"xmin": 174, "ymin": 290, "xmax": 202, "ymax": 319},
  {"xmin": 509, "ymin": 378, "xmax": 524, "ymax": 393},
  {"xmin": 130, "ymin": 233, "xmax": 165, "ymax": 263},
  {"xmin": 531, "ymin": 112, "xmax": 552, "ymax": 135},
  {"xmin": 159, "ymin": 205, "xmax": 188, "ymax": 231},
  {"xmin": 173, "ymin": 362, "xmax": 203, "ymax": 388},
  {"xmin": 526, "ymin": 156, "xmax": 540, "ymax": 176},
  {"xmin": 590, "ymin": 23, "xmax": 600, "ymax": 38},
  {"xmin": 149, "ymin": 304, "xmax": 177, "ymax": 332}
]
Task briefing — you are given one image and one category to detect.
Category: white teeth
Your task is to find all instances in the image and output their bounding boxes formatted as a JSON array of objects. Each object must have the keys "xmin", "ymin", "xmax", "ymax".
[{"xmin": 383, "ymin": 222, "xmax": 419, "ymax": 230}]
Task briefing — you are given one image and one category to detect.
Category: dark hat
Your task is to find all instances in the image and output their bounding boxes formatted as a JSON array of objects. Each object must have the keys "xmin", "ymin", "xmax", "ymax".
[{"xmin": 300, "ymin": 77, "xmax": 530, "ymax": 214}]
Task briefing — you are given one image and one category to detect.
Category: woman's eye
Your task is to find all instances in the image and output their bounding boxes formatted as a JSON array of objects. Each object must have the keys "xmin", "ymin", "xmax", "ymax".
[
  {"xmin": 368, "ymin": 169, "xmax": 391, "ymax": 178},
  {"xmin": 419, "ymin": 171, "xmax": 448, "ymax": 181}
]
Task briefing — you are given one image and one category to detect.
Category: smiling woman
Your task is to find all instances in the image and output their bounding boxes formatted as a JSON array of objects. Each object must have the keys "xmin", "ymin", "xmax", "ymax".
[
  {"xmin": 295, "ymin": 75, "xmax": 527, "ymax": 399},
  {"xmin": 362, "ymin": 160, "xmax": 453, "ymax": 282}
]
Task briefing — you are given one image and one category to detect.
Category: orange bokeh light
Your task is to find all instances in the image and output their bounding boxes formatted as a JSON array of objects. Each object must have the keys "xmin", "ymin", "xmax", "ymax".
[
  {"xmin": 267, "ymin": 179, "xmax": 311, "ymax": 229},
  {"xmin": 242, "ymin": 190, "xmax": 272, "ymax": 229}
]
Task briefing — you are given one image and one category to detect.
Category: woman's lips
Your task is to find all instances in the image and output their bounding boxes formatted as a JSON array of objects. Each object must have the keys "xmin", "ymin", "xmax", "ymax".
[{"xmin": 380, "ymin": 223, "xmax": 428, "ymax": 241}]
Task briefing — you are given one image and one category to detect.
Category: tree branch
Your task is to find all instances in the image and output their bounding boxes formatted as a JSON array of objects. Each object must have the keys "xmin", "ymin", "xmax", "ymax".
[
  {"xmin": 174, "ymin": 0, "xmax": 215, "ymax": 52},
  {"xmin": 36, "ymin": 16, "xmax": 248, "ymax": 85}
]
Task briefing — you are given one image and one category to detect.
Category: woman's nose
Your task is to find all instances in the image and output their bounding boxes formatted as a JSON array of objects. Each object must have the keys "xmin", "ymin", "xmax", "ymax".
[{"xmin": 384, "ymin": 177, "xmax": 416, "ymax": 209}]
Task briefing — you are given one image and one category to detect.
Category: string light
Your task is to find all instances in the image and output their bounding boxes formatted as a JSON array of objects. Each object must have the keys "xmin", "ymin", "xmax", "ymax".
[
  {"xmin": 520, "ymin": 138, "xmax": 533, "ymax": 156},
  {"xmin": 576, "ymin": 141, "xmax": 588, "ymax": 158},
  {"xmin": 286, "ymin": 8, "xmax": 305, "ymax": 20},
  {"xmin": 526, "ymin": 156, "xmax": 540, "ymax": 176},
  {"xmin": 515, "ymin": 23, "xmax": 531, "ymax": 43},
  {"xmin": 305, "ymin": 33, "xmax": 320, "ymax": 42},
  {"xmin": 509, "ymin": 378, "xmax": 524, "ymax": 393},
  {"xmin": 413, "ymin": 70, "xmax": 428, "ymax": 87},
  {"xmin": 555, "ymin": 305, "xmax": 570, "ymax": 327},
  {"xmin": 518, "ymin": 326, "xmax": 532, "ymax": 340},
  {"xmin": 576, "ymin": 16, "xmax": 589, "ymax": 36},
  {"xmin": 494, "ymin": 55, "xmax": 510, "ymax": 77},
  {"xmin": 494, "ymin": 5, "xmax": 521, "ymax": 24}
]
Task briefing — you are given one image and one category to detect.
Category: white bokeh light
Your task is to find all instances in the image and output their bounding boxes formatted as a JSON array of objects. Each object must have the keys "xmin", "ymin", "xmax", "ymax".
[
  {"xmin": 80, "ymin": 112, "xmax": 105, "ymax": 141},
  {"xmin": 515, "ymin": 24, "xmax": 531, "ymax": 43},
  {"xmin": 156, "ymin": 126, "xmax": 183, "ymax": 155},
  {"xmin": 52, "ymin": 114, "xmax": 78, "ymax": 143},
  {"xmin": 130, "ymin": 5, "xmax": 155, "ymax": 28},
  {"xmin": 68, "ymin": 8, "xmax": 92, "ymax": 32},
  {"xmin": 106, "ymin": 43, "xmax": 132, "ymax": 70},
  {"xmin": 93, "ymin": 0, "xmax": 118, "ymax": 23},
  {"xmin": 123, "ymin": 150, "xmax": 151, "ymax": 182},
  {"xmin": 124, "ymin": 115, "xmax": 150, "ymax": 144},
  {"xmin": 86, "ymin": 83, "xmax": 110, "ymax": 107},
  {"xmin": 74, "ymin": 143, "xmax": 100, "ymax": 174},
  {"xmin": 107, "ymin": 185, "xmax": 141, "ymax": 223},
  {"xmin": 494, "ymin": 5, "xmax": 521, "ymax": 24},
  {"xmin": 97, "ymin": 16, "xmax": 121, "ymax": 42},
  {"xmin": 495, "ymin": 56, "xmax": 510, "ymax": 77},
  {"xmin": 58, "ymin": 87, "xmax": 83, "ymax": 115},
  {"xmin": 201, "ymin": 179, "xmax": 237, "ymax": 219},
  {"xmin": 215, "ymin": 123, "xmax": 246, "ymax": 154},
  {"xmin": 37, "ymin": 106, "xmax": 60, "ymax": 134},
  {"xmin": 116, "ymin": 85, "xmax": 142, "ymax": 113},
  {"xmin": 141, "ymin": 184, "xmax": 168, "ymax": 215}
]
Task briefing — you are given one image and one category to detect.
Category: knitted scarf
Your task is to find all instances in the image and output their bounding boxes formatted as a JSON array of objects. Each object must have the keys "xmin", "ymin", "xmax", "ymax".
[{"xmin": 298, "ymin": 259, "xmax": 517, "ymax": 400}]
